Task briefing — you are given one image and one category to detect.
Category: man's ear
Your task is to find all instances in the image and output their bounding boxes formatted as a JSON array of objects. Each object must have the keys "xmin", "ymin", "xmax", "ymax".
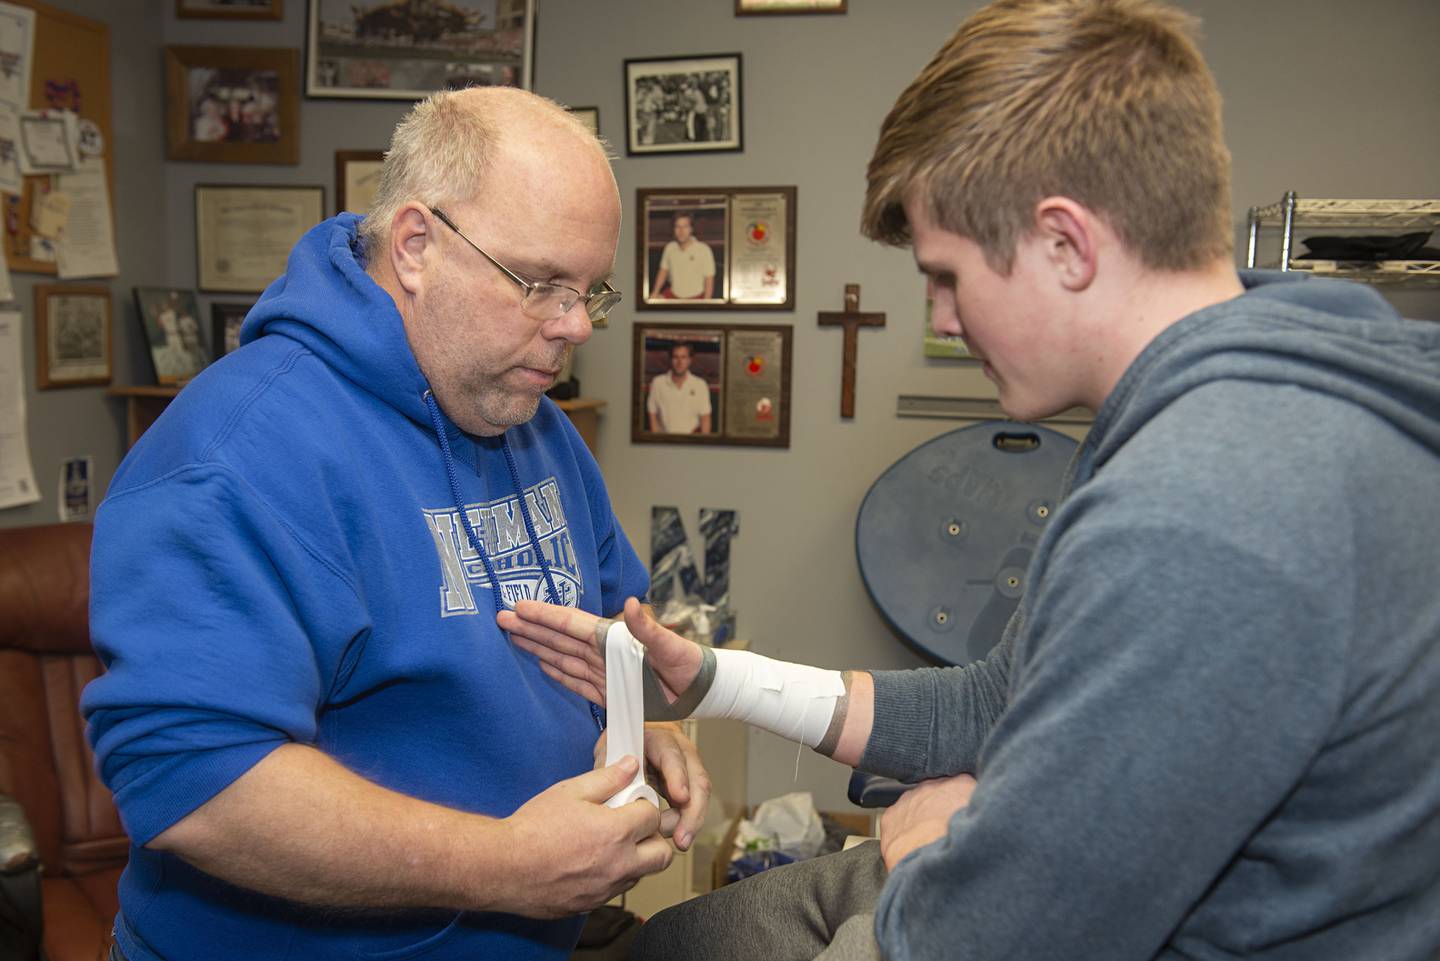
[
  {"xmin": 1034, "ymin": 197, "xmax": 1098, "ymax": 292},
  {"xmin": 389, "ymin": 204, "xmax": 432, "ymax": 296}
]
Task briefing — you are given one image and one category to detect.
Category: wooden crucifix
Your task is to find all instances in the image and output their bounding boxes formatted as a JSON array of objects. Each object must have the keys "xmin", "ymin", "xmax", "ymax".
[{"xmin": 818, "ymin": 283, "xmax": 887, "ymax": 419}]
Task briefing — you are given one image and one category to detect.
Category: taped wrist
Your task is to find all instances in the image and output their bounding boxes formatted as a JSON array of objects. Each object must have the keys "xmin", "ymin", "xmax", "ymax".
[
  {"xmin": 686, "ymin": 648, "xmax": 846, "ymax": 748},
  {"xmin": 642, "ymin": 646, "xmax": 717, "ymax": 722}
]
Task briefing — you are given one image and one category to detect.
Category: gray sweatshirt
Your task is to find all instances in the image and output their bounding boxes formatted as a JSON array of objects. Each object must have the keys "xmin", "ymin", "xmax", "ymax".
[{"xmin": 864, "ymin": 273, "xmax": 1440, "ymax": 960}]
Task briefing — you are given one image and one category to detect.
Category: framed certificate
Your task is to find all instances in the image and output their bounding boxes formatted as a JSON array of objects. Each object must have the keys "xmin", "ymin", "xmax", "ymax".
[
  {"xmin": 334, "ymin": 149, "xmax": 384, "ymax": 215},
  {"xmin": 195, "ymin": 183, "xmax": 325, "ymax": 293},
  {"xmin": 636, "ymin": 186, "xmax": 796, "ymax": 311},
  {"xmin": 633, "ymin": 322, "xmax": 791, "ymax": 448}
]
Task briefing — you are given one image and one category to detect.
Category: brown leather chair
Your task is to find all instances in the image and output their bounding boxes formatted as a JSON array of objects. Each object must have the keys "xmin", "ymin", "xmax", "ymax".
[{"xmin": 0, "ymin": 523, "xmax": 124, "ymax": 961}]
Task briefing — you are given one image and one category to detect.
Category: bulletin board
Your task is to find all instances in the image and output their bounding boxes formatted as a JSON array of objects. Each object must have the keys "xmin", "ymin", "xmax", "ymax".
[{"xmin": 3, "ymin": 0, "xmax": 113, "ymax": 275}]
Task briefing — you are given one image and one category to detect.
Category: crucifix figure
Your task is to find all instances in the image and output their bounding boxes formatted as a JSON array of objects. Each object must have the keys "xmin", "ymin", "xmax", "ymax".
[{"xmin": 818, "ymin": 283, "xmax": 887, "ymax": 419}]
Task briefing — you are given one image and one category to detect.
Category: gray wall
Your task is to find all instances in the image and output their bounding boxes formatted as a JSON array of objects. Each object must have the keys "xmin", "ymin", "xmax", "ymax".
[{"xmin": 5, "ymin": 0, "xmax": 1438, "ymax": 812}]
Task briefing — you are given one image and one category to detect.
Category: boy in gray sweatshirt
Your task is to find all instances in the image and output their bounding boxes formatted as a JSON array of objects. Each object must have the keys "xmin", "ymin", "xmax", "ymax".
[{"xmin": 501, "ymin": 0, "xmax": 1440, "ymax": 958}]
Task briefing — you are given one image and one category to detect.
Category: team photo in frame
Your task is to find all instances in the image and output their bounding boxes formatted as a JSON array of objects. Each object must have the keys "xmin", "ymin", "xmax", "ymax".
[
  {"xmin": 306, "ymin": 0, "xmax": 536, "ymax": 99},
  {"xmin": 165, "ymin": 45, "xmax": 300, "ymax": 164},
  {"xmin": 623, "ymin": 54, "xmax": 741, "ymax": 156}
]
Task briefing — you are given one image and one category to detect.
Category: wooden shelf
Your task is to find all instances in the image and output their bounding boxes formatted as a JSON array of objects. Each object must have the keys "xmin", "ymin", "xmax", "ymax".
[{"xmin": 109, "ymin": 386, "xmax": 608, "ymax": 456}]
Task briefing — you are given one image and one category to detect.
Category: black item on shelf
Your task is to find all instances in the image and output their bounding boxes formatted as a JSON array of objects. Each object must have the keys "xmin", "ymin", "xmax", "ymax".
[
  {"xmin": 547, "ymin": 376, "xmax": 581, "ymax": 400},
  {"xmin": 1297, "ymin": 231, "xmax": 1438, "ymax": 262}
]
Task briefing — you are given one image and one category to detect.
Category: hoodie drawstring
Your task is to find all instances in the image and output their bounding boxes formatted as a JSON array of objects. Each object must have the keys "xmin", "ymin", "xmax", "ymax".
[
  {"xmin": 424, "ymin": 390, "xmax": 603, "ymax": 732},
  {"xmin": 423, "ymin": 390, "xmax": 562, "ymax": 614}
]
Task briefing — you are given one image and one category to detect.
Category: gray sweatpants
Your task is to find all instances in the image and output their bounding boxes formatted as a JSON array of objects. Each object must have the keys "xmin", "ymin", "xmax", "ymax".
[{"xmin": 633, "ymin": 840, "xmax": 888, "ymax": 961}]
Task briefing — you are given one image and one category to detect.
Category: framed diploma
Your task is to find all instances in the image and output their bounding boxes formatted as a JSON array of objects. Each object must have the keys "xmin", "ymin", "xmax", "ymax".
[
  {"xmin": 636, "ymin": 186, "xmax": 796, "ymax": 312},
  {"xmin": 195, "ymin": 183, "xmax": 325, "ymax": 293},
  {"xmin": 633, "ymin": 322, "xmax": 791, "ymax": 448}
]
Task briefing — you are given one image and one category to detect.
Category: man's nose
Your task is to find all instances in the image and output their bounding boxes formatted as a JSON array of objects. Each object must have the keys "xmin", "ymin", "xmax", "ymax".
[{"xmin": 546, "ymin": 300, "xmax": 593, "ymax": 345}]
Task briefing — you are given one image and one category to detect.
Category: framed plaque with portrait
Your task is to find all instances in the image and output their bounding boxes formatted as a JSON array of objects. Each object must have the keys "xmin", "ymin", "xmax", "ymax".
[
  {"xmin": 633, "ymin": 322, "xmax": 791, "ymax": 448},
  {"xmin": 636, "ymin": 186, "xmax": 796, "ymax": 311}
]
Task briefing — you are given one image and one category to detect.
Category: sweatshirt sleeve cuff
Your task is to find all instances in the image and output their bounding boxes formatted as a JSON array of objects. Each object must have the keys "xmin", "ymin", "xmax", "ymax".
[
  {"xmin": 111, "ymin": 740, "xmax": 285, "ymax": 846},
  {"xmin": 859, "ymin": 669, "xmax": 935, "ymax": 781}
]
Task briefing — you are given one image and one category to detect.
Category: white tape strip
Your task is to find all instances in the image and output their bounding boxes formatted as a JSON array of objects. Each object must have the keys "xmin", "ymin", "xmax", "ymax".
[{"xmin": 603, "ymin": 622, "xmax": 660, "ymax": 809}]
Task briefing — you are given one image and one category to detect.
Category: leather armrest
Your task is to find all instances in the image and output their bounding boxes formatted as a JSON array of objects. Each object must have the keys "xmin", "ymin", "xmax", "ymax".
[
  {"xmin": 0, "ymin": 795, "xmax": 37, "ymax": 874},
  {"xmin": 847, "ymin": 770, "xmax": 918, "ymax": 809},
  {"xmin": 0, "ymin": 793, "xmax": 42, "ymax": 961}
]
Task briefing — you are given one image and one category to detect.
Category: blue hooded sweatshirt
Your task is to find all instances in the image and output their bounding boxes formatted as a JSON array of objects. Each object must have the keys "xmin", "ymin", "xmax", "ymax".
[
  {"xmin": 82, "ymin": 214, "xmax": 649, "ymax": 961},
  {"xmin": 865, "ymin": 273, "xmax": 1440, "ymax": 960}
]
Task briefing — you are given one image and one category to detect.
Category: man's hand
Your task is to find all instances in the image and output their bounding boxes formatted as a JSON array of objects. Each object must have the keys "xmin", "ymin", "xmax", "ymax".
[
  {"xmin": 499, "ymin": 597, "xmax": 705, "ymax": 709},
  {"xmin": 594, "ymin": 722, "xmax": 713, "ymax": 852},
  {"xmin": 878, "ymin": 773, "xmax": 977, "ymax": 871},
  {"xmin": 499, "ymin": 757, "xmax": 673, "ymax": 919}
]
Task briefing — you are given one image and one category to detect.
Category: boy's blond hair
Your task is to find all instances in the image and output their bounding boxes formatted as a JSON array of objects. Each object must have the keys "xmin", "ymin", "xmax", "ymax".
[{"xmin": 863, "ymin": 0, "xmax": 1232, "ymax": 273}]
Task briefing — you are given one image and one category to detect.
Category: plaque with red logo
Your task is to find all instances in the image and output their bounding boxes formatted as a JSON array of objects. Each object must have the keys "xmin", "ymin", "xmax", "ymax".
[{"xmin": 637, "ymin": 187, "xmax": 796, "ymax": 311}]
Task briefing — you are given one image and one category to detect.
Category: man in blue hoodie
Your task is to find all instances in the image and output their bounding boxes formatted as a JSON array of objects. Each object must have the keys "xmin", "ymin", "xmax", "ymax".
[
  {"xmin": 502, "ymin": 1, "xmax": 1440, "ymax": 959},
  {"xmin": 83, "ymin": 88, "xmax": 709, "ymax": 961}
]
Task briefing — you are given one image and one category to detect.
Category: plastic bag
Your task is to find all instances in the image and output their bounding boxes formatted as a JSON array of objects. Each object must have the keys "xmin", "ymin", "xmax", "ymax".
[{"xmin": 732, "ymin": 791, "xmax": 826, "ymax": 862}]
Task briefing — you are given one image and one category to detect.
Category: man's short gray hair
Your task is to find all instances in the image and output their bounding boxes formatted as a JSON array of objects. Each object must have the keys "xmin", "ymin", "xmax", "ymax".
[{"xmin": 358, "ymin": 88, "xmax": 603, "ymax": 264}]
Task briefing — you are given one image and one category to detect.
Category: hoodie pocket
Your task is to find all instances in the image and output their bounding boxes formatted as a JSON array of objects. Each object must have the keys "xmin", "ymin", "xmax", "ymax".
[{"xmin": 354, "ymin": 914, "xmax": 462, "ymax": 961}]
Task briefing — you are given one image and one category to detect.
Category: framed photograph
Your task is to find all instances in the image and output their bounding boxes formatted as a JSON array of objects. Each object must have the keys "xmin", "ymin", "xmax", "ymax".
[
  {"xmin": 568, "ymin": 106, "xmax": 599, "ymax": 137},
  {"xmin": 633, "ymin": 322, "xmax": 792, "ymax": 448},
  {"xmin": 34, "ymin": 285, "xmax": 111, "ymax": 390},
  {"xmin": 624, "ymin": 54, "xmax": 741, "ymax": 155},
  {"xmin": 736, "ymin": 0, "xmax": 846, "ymax": 12},
  {"xmin": 195, "ymin": 183, "xmax": 326, "ymax": 293},
  {"xmin": 177, "ymin": 0, "xmax": 284, "ymax": 19},
  {"xmin": 637, "ymin": 186, "xmax": 796, "ymax": 311},
  {"xmin": 923, "ymin": 296, "xmax": 972, "ymax": 358},
  {"xmin": 211, "ymin": 302, "xmax": 253, "ymax": 360},
  {"xmin": 335, "ymin": 149, "xmax": 385, "ymax": 215},
  {"xmin": 307, "ymin": 0, "xmax": 536, "ymax": 99},
  {"xmin": 165, "ymin": 45, "xmax": 301, "ymax": 164},
  {"xmin": 133, "ymin": 287, "xmax": 210, "ymax": 385}
]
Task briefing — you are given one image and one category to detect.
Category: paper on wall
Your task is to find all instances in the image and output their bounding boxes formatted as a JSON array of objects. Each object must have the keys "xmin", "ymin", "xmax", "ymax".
[
  {"xmin": 57, "ymin": 455, "xmax": 92, "ymax": 522},
  {"xmin": 0, "ymin": 310, "xmax": 40, "ymax": 510},
  {"xmin": 56, "ymin": 157, "xmax": 118, "ymax": 279},
  {"xmin": 0, "ymin": 105, "xmax": 22, "ymax": 194},
  {"xmin": 0, "ymin": 3, "xmax": 35, "ymax": 114}
]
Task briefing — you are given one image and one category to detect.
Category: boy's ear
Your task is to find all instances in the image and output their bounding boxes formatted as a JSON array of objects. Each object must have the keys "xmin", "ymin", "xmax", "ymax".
[
  {"xmin": 390, "ymin": 204, "xmax": 432, "ymax": 296},
  {"xmin": 1034, "ymin": 197, "xmax": 1098, "ymax": 291}
]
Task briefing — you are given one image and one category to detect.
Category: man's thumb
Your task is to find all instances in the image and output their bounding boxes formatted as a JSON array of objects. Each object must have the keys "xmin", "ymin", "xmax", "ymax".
[{"xmin": 573, "ymin": 755, "xmax": 640, "ymax": 801}]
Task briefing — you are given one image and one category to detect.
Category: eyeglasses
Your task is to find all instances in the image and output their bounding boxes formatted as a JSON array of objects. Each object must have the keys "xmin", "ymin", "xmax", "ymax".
[{"xmin": 429, "ymin": 207, "xmax": 622, "ymax": 322}]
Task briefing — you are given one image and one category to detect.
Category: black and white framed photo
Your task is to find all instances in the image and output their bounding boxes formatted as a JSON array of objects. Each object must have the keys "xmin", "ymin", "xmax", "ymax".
[
  {"xmin": 623, "ymin": 54, "xmax": 742, "ymax": 156},
  {"xmin": 306, "ymin": 0, "xmax": 536, "ymax": 99},
  {"xmin": 34, "ymin": 285, "xmax": 111, "ymax": 390}
]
